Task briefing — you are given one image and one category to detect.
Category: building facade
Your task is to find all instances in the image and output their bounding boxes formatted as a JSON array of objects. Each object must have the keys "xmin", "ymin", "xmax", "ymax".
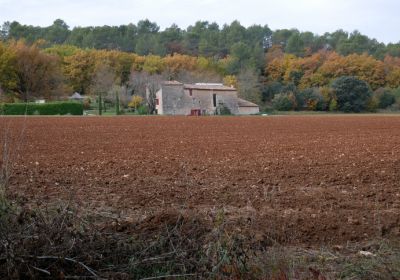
[{"xmin": 155, "ymin": 81, "xmax": 259, "ymax": 115}]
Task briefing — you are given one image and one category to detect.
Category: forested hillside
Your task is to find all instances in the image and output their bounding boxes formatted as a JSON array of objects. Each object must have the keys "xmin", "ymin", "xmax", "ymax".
[
  {"xmin": 1, "ymin": 19, "xmax": 400, "ymax": 112},
  {"xmin": 3, "ymin": 19, "xmax": 400, "ymax": 59}
]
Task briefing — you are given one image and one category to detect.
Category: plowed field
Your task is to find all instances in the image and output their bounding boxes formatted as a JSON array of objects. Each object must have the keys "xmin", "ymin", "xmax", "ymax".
[{"xmin": 3, "ymin": 116, "xmax": 400, "ymax": 245}]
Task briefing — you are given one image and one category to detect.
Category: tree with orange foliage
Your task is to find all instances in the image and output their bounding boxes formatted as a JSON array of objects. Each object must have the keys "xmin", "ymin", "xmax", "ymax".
[
  {"xmin": 265, "ymin": 45, "xmax": 284, "ymax": 65},
  {"xmin": 11, "ymin": 40, "xmax": 64, "ymax": 101}
]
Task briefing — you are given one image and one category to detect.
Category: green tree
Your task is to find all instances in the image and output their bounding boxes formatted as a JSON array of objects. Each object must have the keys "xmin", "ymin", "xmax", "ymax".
[
  {"xmin": 331, "ymin": 76, "xmax": 372, "ymax": 112},
  {"xmin": 44, "ymin": 19, "xmax": 70, "ymax": 44},
  {"xmin": 285, "ymin": 33, "xmax": 305, "ymax": 56},
  {"xmin": 374, "ymin": 88, "xmax": 396, "ymax": 109},
  {"xmin": 160, "ymin": 24, "xmax": 184, "ymax": 54},
  {"xmin": 0, "ymin": 21, "xmax": 11, "ymax": 40},
  {"xmin": 272, "ymin": 29, "xmax": 296, "ymax": 46}
]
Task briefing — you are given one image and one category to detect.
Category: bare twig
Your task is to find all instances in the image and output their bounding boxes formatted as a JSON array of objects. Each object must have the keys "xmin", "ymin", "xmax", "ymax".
[
  {"xmin": 64, "ymin": 275, "xmax": 98, "ymax": 280},
  {"xmin": 139, "ymin": 273, "xmax": 196, "ymax": 280},
  {"xmin": 131, "ymin": 251, "xmax": 176, "ymax": 266},
  {"xmin": 30, "ymin": 265, "xmax": 51, "ymax": 275},
  {"xmin": 64, "ymin": 276, "xmax": 99, "ymax": 279},
  {"xmin": 27, "ymin": 255, "xmax": 101, "ymax": 279}
]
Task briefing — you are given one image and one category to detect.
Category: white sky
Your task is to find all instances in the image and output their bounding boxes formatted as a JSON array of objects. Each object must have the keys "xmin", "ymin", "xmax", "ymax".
[{"xmin": 0, "ymin": 0, "xmax": 398, "ymax": 44}]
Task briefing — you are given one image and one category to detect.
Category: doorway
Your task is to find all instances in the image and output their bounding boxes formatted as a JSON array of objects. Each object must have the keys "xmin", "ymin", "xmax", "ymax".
[{"xmin": 190, "ymin": 109, "xmax": 201, "ymax": 116}]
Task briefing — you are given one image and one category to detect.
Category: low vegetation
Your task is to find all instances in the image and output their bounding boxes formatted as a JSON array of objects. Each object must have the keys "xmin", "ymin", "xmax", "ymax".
[
  {"xmin": 1, "ymin": 199, "xmax": 400, "ymax": 279},
  {"xmin": 0, "ymin": 102, "xmax": 83, "ymax": 115}
]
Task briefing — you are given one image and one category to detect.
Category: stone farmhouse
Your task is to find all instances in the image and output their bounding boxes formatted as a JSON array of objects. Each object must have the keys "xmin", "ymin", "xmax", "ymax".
[{"xmin": 154, "ymin": 81, "xmax": 259, "ymax": 115}]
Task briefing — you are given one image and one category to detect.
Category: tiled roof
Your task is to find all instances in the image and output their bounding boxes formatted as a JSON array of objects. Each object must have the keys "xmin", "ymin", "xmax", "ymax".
[
  {"xmin": 163, "ymin": 81, "xmax": 183, "ymax": 85},
  {"xmin": 70, "ymin": 92, "xmax": 84, "ymax": 99},
  {"xmin": 237, "ymin": 98, "xmax": 259, "ymax": 107},
  {"xmin": 184, "ymin": 84, "xmax": 236, "ymax": 91}
]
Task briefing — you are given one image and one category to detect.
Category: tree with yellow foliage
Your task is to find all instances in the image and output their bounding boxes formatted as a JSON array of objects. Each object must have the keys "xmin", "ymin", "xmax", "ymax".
[
  {"xmin": 64, "ymin": 50, "xmax": 95, "ymax": 95},
  {"xmin": 163, "ymin": 54, "xmax": 197, "ymax": 78},
  {"xmin": 128, "ymin": 95, "xmax": 143, "ymax": 111},
  {"xmin": 0, "ymin": 42, "xmax": 18, "ymax": 94},
  {"xmin": 223, "ymin": 75, "xmax": 237, "ymax": 88},
  {"xmin": 143, "ymin": 55, "xmax": 164, "ymax": 74}
]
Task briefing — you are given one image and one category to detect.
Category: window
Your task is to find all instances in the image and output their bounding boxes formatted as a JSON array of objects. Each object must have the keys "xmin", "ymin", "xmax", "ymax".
[
  {"xmin": 155, "ymin": 99, "xmax": 159, "ymax": 105},
  {"xmin": 189, "ymin": 89, "xmax": 193, "ymax": 96},
  {"xmin": 213, "ymin": 94, "xmax": 217, "ymax": 107}
]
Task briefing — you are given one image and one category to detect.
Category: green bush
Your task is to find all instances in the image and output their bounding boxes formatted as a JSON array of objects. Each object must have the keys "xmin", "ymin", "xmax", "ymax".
[
  {"xmin": 328, "ymin": 99, "xmax": 337, "ymax": 111},
  {"xmin": 217, "ymin": 103, "xmax": 232, "ymax": 115},
  {"xmin": 272, "ymin": 92, "xmax": 296, "ymax": 111},
  {"xmin": 0, "ymin": 102, "xmax": 83, "ymax": 115},
  {"xmin": 379, "ymin": 91, "xmax": 396, "ymax": 109},
  {"xmin": 331, "ymin": 76, "xmax": 372, "ymax": 112},
  {"xmin": 370, "ymin": 88, "xmax": 396, "ymax": 110},
  {"xmin": 135, "ymin": 105, "xmax": 148, "ymax": 115},
  {"xmin": 296, "ymin": 88, "xmax": 327, "ymax": 111}
]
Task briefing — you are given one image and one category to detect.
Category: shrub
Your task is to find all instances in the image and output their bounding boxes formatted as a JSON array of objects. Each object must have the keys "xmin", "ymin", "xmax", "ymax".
[
  {"xmin": 135, "ymin": 105, "xmax": 148, "ymax": 115},
  {"xmin": 393, "ymin": 87, "xmax": 400, "ymax": 100},
  {"xmin": 262, "ymin": 82, "xmax": 283, "ymax": 102},
  {"xmin": 366, "ymin": 88, "xmax": 396, "ymax": 111},
  {"xmin": 328, "ymin": 99, "xmax": 337, "ymax": 111},
  {"xmin": 378, "ymin": 90, "xmax": 396, "ymax": 109},
  {"xmin": 217, "ymin": 104, "xmax": 232, "ymax": 115},
  {"xmin": 128, "ymin": 95, "xmax": 144, "ymax": 110},
  {"xmin": 272, "ymin": 92, "xmax": 296, "ymax": 111},
  {"xmin": 296, "ymin": 88, "xmax": 327, "ymax": 111},
  {"xmin": 0, "ymin": 102, "xmax": 83, "ymax": 115},
  {"xmin": 331, "ymin": 76, "xmax": 372, "ymax": 112},
  {"xmin": 83, "ymin": 98, "xmax": 91, "ymax": 110},
  {"xmin": 366, "ymin": 95, "xmax": 379, "ymax": 112}
]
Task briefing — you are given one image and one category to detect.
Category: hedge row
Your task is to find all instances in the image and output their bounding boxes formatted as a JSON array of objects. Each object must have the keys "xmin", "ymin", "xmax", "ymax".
[{"xmin": 0, "ymin": 102, "xmax": 83, "ymax": 115}]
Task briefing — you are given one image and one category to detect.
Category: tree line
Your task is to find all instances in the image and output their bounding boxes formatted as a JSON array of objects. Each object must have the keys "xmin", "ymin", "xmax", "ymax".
[
  {"xmin": 1, "ymin": 19, "xmax": 400, "ymax": 113},
  {"xmin": 2, "ymin": 19, "xmax": 400, "ymax": 60}
]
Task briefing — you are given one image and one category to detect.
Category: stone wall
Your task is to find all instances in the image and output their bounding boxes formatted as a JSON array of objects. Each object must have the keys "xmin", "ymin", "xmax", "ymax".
[
  {"xmin": 238, "ymin": 106, "xmax": 260, "ymax": 115},
  {"xmin": 157, "ymin": 84, "xmax": 250, "ymax": 115},
  {"xmin": 159, "ymin": 84, "xmax": 191, "ymax": 115}
]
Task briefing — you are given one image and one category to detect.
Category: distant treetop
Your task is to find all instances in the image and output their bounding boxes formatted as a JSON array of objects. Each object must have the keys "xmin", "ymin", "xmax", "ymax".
[{"xmin": 1, "ymin": 19, "xmax": 398, "ymax": 60}]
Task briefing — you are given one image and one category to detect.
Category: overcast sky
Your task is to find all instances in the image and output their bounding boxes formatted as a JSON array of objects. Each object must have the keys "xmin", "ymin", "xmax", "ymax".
[{"xmin": 0, "ymin": 0, "xmax": 398, "ymax": 44}]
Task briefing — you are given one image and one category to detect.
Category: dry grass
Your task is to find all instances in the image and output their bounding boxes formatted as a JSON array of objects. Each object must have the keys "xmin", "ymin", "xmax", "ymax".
[{"xmin": 1, "ymin": 199, "xmax": 400, "ymax": 279}]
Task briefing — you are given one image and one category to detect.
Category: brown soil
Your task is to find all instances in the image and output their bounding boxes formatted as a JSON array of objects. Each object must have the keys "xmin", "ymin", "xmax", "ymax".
[{"xmin": 3, "ymin": 115, "xmax": 400, "ymax": 245}]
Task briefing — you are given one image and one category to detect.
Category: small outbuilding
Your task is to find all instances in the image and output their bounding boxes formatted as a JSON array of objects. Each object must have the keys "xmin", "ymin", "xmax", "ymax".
[
  {"xmin": 237, "ymin": 98, "xmax": 260, "ymax": 115},
  {"xmin": 69, "ymin": 92, "xmax": 84, "ymax": 101}
]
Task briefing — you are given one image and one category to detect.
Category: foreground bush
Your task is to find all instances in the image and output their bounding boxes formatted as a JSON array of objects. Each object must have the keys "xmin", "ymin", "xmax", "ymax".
[{"xmin": 0, "ymin": 102, "xmax": 83, "ymax": 115}]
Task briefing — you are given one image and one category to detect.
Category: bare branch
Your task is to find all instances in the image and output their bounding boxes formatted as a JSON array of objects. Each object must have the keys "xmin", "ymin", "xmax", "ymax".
[
  {"xmin": 30, "ymin": 265, "xmax": 51, "ymax": 276},
  {"xmin": 27, "ymin": 256, "xmax": 101, "ymax": 279},
  {"xmin": 139, "ymin": 273, "xmax": 196, "ymax": 280}
]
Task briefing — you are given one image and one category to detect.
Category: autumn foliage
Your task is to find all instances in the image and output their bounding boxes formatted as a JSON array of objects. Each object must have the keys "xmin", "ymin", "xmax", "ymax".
[{"xmin": 0, "ymin": 38, "xmax": 400, "ymax": 113}]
